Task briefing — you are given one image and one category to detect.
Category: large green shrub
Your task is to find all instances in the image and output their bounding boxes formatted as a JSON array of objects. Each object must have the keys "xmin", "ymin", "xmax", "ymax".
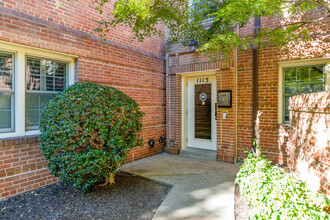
[
  {"xmin": 39, "ymin": 82, "xmax": 144, "ymax": 191},
  {"xmin": 236, "ymin": 152, "xmax": 329, "ymax": 219}
]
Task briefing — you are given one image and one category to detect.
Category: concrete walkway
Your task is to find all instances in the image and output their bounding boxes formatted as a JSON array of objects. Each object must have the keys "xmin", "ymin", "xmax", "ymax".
[{"xmin": 120, "ymin": 153, "xmax": 241, "ymax": 220}]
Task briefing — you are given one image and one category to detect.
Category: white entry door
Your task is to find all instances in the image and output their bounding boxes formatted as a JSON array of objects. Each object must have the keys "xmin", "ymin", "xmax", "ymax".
[{"xmin": 187, "ymin": 76, "xmax": 217, "ymax": 150}]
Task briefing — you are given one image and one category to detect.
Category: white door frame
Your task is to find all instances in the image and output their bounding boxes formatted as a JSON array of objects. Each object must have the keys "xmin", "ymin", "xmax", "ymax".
[{"xmin": 180, "ymin": 70, "xmax": 217, "ymax": 150}]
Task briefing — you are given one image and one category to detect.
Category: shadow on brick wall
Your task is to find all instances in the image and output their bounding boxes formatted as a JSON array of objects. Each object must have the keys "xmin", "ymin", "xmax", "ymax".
[{"xmin": 287, "ymin": 92, "xmax": 329, "ymax": 196}]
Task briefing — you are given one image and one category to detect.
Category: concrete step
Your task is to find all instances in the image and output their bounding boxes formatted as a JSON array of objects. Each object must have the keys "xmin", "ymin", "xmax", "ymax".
[{"xmin": 180, "ymin": 147, "xmax": 217, "ymax": 161}]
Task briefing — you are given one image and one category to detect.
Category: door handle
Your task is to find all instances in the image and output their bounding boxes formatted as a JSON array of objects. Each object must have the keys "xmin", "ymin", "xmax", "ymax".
[{"xmin": 215, "ymin": 103, "xmax": 217, "ymax": 119}]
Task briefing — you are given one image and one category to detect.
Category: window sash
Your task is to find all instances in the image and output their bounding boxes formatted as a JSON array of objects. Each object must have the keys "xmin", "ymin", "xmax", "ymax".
[
  {"xmin": 0, "ymin": 91, "xmax": 15, "ymax": 133},
  {"xmin": 0, "ymin": 51, "xmax": 15, "ymax": 133},
  {"xmin": 25, "ymin": 56, "xmax": 68, "ymax": 130},
  {"xmin": 26, "ymin": 56, "xmax": 68, "ymax": 93},
  {"xmin": 283, "ymin": 65, "xmax": 325, "ymax": 123}
]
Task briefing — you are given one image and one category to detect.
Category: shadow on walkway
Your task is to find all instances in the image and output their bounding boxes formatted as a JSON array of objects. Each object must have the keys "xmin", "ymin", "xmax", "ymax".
[{"xmin": 121, "ymin": 153, "xmax": 241, "ymax": 220}]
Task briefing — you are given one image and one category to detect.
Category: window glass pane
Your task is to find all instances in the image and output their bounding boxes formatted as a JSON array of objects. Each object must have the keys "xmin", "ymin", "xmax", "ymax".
[
  {"xmin": 46, "ymin": 76, "xmax": 54, "ymax": 91},
  {"xmin": 284, "ymin": 68, "xmax": 296, "ymax": 82},
  {"xmin": 283, "ymin": 65, "xmax": 325, "ymax": 122},
  {"xmin": 0, "ymin": 51, "xmax": 14, "ymax": 132},
  {"xmin": 55, "ymin": 63, "xmax": 65, "ymax": 77},
  {"xmin": 296, "ymin": 67, "xmax": 309, "ymax": 81},
  {"xmin": 298, "ymin": 82, "xmax": 312, "ymax": 93},
  {"xmin": 0, "ymin": 53, "xmax": 13, "ymax": 90},
  {"xmin": 285, "ymin": 82, "xmax": 297, "ymax": 94},
  {"xmin": 310, "ymin": 66, "xmax": 324, "ymax": 80},
  {"xmin": 26, "ymin": 58, "xmax": 41, "ymax": 90},
  {"xmin": 284, "ymin": 96, "xmax": 291, "ymax": 122},
  {"xmin": 26, "ymin": 57, "xmax": 66, "ymax": 92},
  {"xmin": 310, "ymin": 82, "xmax": 324, "ymax": 92},
  {"xmin": 25, "ymin": 93, "xmax": 57, "ymax": 130},
  {"xmin": 0, "ymin": 93, "xmax": 13, "ymax": 130},
  {"xmin": 55, "ymin": 76, "xmax": 66, "ymax": 91}
]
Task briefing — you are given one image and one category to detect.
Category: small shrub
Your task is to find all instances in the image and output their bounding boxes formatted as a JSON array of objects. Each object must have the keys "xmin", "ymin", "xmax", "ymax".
[
  {"xmin": 236, "ymin": 151, "xmax": 329, "ymax": 219},
  {"xmin": 39, "ymin": 82, "xmax": 144, "ymax": 191}
]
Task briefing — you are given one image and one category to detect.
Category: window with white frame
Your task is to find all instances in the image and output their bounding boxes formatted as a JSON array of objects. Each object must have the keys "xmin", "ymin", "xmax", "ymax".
[
  {"xmin": 0, "ymin": 43, "xmax": 75, "ymax": 137},
  {"xmin": 280, "ymin": 60, "xmax": 330, "ymax": 123}
]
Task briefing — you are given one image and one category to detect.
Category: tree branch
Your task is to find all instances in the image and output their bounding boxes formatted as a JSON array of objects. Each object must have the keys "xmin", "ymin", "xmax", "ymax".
[
  {"xmin": 279, "ymin": 0, "xmax": 330, "ymax": 13},
  {"xmin": 273, "ymin": 13, "xmax": 330, "ymax": 30}
]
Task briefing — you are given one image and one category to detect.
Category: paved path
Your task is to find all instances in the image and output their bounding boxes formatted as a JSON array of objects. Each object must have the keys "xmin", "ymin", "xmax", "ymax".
[{"xmin": 120, "ymin": 153, "xmax": 241, "ymax": 220}]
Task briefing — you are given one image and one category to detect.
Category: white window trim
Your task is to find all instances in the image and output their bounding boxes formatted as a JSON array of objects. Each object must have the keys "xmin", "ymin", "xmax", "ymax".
[
  {"xmin": 278, "ymin": 58, "xmax": 330, "ymax": 124},
  {"xmin": 0, "ymin": 41, "xmax": 76, "ymax": 138}
]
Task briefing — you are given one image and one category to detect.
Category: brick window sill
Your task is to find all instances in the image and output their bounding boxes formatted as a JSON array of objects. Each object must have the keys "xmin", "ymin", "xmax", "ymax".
[{"xmin": 0, "ymin": 132, "xmax": 40, "ymax": 147}]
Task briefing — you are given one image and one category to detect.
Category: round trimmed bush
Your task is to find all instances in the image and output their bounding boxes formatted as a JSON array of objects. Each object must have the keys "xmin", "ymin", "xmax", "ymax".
[{"xmin": 39, "ymin": 82, "xmax": 144, "ymax": 191}]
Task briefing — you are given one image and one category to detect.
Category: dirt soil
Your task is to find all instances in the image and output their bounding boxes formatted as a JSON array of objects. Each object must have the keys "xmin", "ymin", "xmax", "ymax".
[
  {"xmin": 0, "ymin": 172, "xmax": 171, "ymax": 220},
  {"xmin": 234, "ymin": 184, "xmax": 249, "ymax": 220}
]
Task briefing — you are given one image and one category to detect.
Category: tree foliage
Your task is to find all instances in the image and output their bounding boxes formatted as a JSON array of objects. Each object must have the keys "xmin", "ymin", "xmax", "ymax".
[
  {"xmin": 39, "ymin": 82, "xmax": 144, "ymax": 191},
  {"xmin": 58, "ymin": 0, "xmax": 329, "ymax": 56}
]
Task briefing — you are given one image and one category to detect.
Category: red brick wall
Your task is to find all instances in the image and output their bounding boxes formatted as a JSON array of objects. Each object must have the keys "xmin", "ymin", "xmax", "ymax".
[
  {"xmin": 0, "ymin": 2, "xmax": 166, "ymax": 199},
  {"xmin": 165, "ymin": 73, "xmax": 182, "ymax": 154},
  {"xmin": 287, "ymin": 92, "xmax": 330, "ymax": 196},
  {"xmin": 0, "ymin": 0, "xmax": 165, "ymax": 55},
  {"xmin": 236, "ymin": 48, "xmax": 253, "ymax": 161},
  {"xmin": 236, "ymin": 45, "xmax": 290, "ymax": 164},
  {"xmin": 165, "ymin": 7, "xmax": 329, "ymax": 167},
  {"xmin": 0, "ymin": 137, "xmax": 59, "ymax": 199},
  {"xmin": 216, "ymin": 53, "xmax": 237, "ymax": 163}
]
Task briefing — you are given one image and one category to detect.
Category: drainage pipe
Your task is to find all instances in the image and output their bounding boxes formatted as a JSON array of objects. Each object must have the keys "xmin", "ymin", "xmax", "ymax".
[
  {"xmin": 166, "ymin": 55, "xmax": 170, "ymax": 151},
  {"xmin": 234, "ymin": 24, "xmax": 239, "ymax": 163},
  {"xmin": 252, "ymin": 17, "xmax": 260, "ymax": 151}
]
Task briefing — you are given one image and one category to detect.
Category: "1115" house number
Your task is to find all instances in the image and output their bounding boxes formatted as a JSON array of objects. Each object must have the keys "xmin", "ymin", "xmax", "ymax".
[{"xmin": 196, "ymin": 77, "xmax": 209, "ymax": 83}]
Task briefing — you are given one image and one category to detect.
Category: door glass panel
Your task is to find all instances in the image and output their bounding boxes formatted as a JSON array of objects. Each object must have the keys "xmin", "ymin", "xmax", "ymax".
[{"xmin": 195, "ymin": 84, "xmax": 211, "ymax": 140}]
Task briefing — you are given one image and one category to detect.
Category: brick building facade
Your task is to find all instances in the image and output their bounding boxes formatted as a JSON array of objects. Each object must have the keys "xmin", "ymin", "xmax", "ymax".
[
  {"xmin": 0, "ymin": 1, "xmax": 329, "ymax": 200},
  {"xmin": 0, "ymin": 0, "xmax": 166, "ymax": 199},
  {"xmin": 165, "ymin": 8, "xmax": 329, "ymax": 195}
]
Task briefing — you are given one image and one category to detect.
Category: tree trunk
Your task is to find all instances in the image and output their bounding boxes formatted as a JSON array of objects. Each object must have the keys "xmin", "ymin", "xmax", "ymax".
[{"xmin": 100, "ymin": 173, "xmax": 116, "ymax": 186}]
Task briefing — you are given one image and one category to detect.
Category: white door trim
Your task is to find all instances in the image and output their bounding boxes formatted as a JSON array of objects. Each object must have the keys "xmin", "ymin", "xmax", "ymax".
[{"xmin": 181, "ymin": 70, "xmax": 217, "ymax": 150}]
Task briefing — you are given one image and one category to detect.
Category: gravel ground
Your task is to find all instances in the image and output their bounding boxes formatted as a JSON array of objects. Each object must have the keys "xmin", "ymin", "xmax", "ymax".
[{"xmin": 0, "ymin": 172, "xmax": 171, "ymax": 220}]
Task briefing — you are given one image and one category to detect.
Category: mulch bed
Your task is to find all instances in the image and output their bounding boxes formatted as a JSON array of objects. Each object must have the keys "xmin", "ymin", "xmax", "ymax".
[
  {"xmin": 234, "ymin": 184, "xmax": 249, "ymax": 220},
  {"xmin": 0, "ymin": 172, "xmax": 171, "ymax": 220}
]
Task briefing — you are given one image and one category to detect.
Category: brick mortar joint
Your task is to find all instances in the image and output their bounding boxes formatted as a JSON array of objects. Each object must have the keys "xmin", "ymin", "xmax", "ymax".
[
  {"xmin": 0, "ymin": 167, "xmax": 49, "ymax": 181},
  {"xmin": 289, "ymin": 109, "xmax": 330, "ymax": 114}
]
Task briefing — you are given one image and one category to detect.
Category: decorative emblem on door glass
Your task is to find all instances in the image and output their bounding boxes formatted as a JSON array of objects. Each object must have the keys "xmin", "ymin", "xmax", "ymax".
[{"xmin": 199, "ymin": 92, "xmax": 207, "ymax": 105}]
